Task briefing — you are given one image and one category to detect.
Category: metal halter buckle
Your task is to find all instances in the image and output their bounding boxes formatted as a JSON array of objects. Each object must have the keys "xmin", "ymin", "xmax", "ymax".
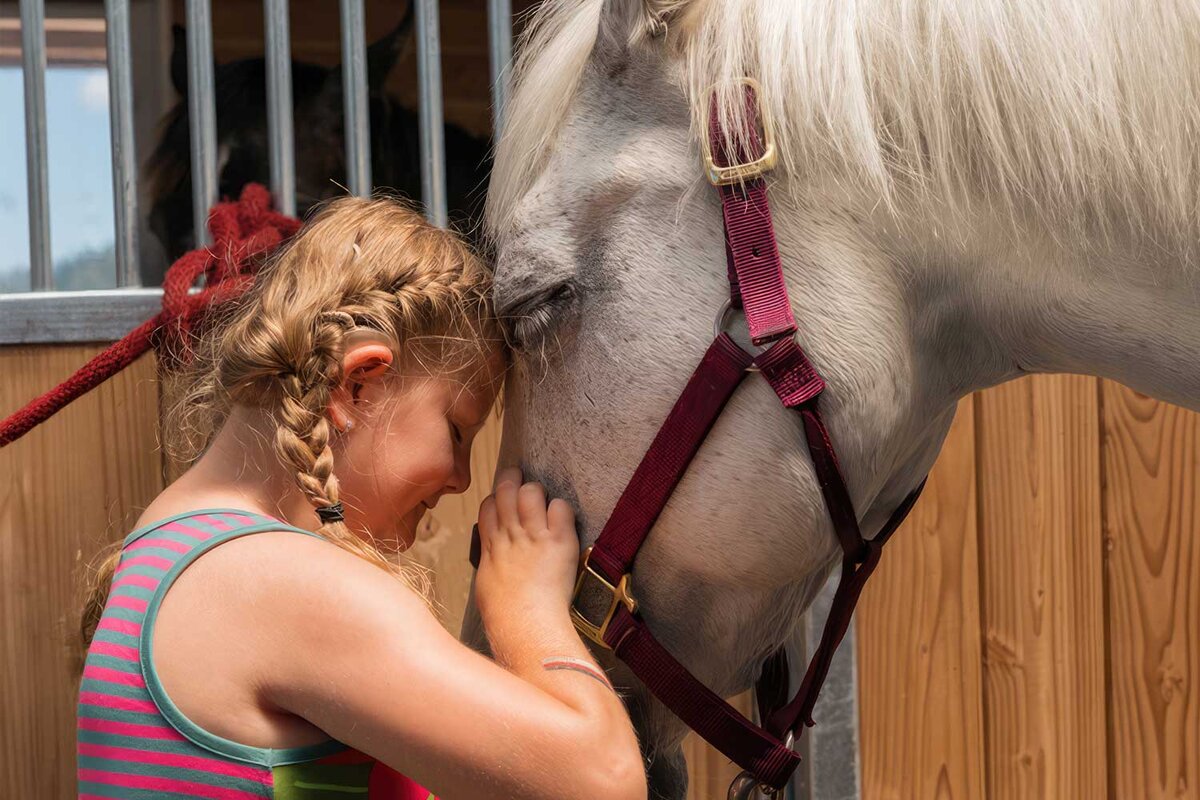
[
  {"xmin": 726, "ymin": 732, "xmax": 796, "ymax": 799},
  {"xmin": 702, "ymin": 77, "xmax": 777, "ymax": 186},
  {"xmin": 569, "ymin": 546, "xmax": 637, "ymax": 649}
]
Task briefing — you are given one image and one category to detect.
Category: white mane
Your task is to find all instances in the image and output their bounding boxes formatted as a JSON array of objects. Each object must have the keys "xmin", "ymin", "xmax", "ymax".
[{"xmin": 488, "ymin": 0, "xmax": 1200, "ymax": 257}]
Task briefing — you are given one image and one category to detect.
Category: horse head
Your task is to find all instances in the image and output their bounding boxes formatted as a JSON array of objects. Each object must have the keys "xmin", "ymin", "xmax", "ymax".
[{"xmin": 471, "ymin": 0, "xmax": 1200, "ymax": 796}]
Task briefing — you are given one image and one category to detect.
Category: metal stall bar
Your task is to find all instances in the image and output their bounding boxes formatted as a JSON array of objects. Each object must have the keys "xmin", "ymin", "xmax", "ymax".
[
  {"xmin": 186, "ymin": 0, "xmax": 218, "ymax": 247},
  {"xmin": 106, "ymin": 0, "xmax": 140, "ymax": 287},
  {"xmin": 339, "ymin": 0, "xmax": 371, "ymax": 197},
  {"xmin": 415, "ymin": 0, "xmax": 447, "ymax": 227},
  {"xmin": 787, "ymin": 576, "xmax": 864, "ymax": 800},
  {"xmin": 264, "ymin": 0, "xmax": 296, "ymax": 216},
  {"xmin": 487, "ymin": 0, "xmax": 513, "ymax": 131},
  {"xmin": 21, "ymin": 0, "xmax": 52, "ymax": 290}
]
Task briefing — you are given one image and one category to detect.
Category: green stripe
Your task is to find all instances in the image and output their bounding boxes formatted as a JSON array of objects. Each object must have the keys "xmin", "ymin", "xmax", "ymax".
[
  {"xmin": 87, "ymin": 652, "xmax": 142, "ymax": 674},
  {"xmin": 78, "ymin": 754, "xmax": 272, "ymax": 796},
  {"xmin": 80, "ymin": 676, "xmax": 151, "ymax": 701},
  {"xmin": 76, "ymin": 702, "xmax": 164, "ymax": 726},
  {"xmin": 273, "ymin": 761, "xmax": 374, "ymax": 799},
  {"xmin": 78, "ymin": 727, "xmax": 205, "ymax": 756},
  {"xmin": 294, "ymin": 781, "xmax": 368, "ymax": 793},
  {"xmin": 100, "ymin": 605, "xmax": 147, "ymax": 624},
  {"xmin": 92, "ymin": 628, "xmax": 140, "ymax": 648},
  {"xmin": 110, "ymin": 584, "xmax": 155, "ymax": 601}
]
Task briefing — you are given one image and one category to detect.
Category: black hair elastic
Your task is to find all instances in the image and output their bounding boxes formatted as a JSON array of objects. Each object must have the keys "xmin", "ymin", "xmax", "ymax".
[{"xmin": 315, "ymin": 501, "xmax": 345, "ymax": 524}]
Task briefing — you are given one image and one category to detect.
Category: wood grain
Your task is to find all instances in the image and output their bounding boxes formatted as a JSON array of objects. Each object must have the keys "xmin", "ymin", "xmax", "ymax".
[
  {"xmin": 1102, "ymin": 383, "xmax": 1199, "ymax": 800},
  {"xmin": 975, "ymin": 375, "xmax": 1108, "ymax": 799},
  {"xmin": 858, "ymin": 397, "xmax": 987, "ymax": 800},
  {"xmin": 0, "ymin": 346, "xmax": 162, "ymax": 799},
  {"xmin": 683, "ymin": 693, "xmax": 753, "ymax": 800}
]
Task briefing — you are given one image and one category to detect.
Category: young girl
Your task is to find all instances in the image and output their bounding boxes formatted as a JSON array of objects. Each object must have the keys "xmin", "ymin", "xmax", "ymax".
[{"xmin": 76, "ymin": 198, "xmax": 647, "ymax": 800}]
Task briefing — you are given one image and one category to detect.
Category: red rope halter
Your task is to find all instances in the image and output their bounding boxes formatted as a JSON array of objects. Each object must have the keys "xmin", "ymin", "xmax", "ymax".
[{"xmin": 0, "ymin": 184, "xmax": 300, "ymax": 448}]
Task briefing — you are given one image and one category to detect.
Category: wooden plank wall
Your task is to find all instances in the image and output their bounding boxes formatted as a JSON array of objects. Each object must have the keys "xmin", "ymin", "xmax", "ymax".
[{"xmin": 859, "ymin": 375, "xmax": 1198, "ymax": 800}]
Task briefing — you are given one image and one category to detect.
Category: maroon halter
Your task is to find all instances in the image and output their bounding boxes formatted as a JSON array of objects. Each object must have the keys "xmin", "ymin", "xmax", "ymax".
[{"xmin": 476, "ymin": 81, "xmax": 926, "ymax": 797}]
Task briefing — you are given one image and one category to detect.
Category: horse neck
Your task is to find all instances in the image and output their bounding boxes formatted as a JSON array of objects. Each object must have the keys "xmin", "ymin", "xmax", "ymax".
[{"xmin": 896, "ymin": 205, "xmax": 1200, "ymax": 412}]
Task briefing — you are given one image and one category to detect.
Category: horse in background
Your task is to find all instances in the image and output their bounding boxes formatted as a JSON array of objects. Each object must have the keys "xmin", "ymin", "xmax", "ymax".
[{"xmin": 141, "ymin": 9, "xmax": 490, "ymax": 285}]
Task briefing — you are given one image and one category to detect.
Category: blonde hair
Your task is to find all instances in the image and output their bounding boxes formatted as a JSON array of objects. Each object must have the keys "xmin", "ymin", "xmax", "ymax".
[{"xmin": 80, "ymin": 196, "xmax": 499, "ymax": 651}]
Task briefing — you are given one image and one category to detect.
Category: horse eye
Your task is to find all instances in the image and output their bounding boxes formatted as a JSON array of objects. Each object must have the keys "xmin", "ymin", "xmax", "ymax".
[{"xmin": 505, "ymin": 282, "xmax": 576, "ymax": 352}]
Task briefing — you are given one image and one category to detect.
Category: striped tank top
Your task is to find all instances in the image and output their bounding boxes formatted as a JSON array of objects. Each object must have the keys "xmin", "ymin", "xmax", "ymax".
[{"xmin": 77, "ymin": 508, "xmax": 435, "ymax": 800}]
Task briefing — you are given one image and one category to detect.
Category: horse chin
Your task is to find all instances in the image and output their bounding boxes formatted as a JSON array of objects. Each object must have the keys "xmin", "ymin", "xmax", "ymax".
[{"xmin": 644, "ymin": 745, "xmax": 688, "ymax": 800}]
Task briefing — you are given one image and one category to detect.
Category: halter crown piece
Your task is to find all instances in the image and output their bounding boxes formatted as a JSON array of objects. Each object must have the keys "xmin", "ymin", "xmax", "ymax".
[{"xmin": 471, "ymin": 79, "xmax": 927, "ymax": 798}]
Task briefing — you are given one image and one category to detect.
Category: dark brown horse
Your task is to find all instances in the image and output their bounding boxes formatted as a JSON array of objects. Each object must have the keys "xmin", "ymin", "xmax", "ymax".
[{"xmin": 142, "ymin": 11, "xmax": 490, "ymax": 285}]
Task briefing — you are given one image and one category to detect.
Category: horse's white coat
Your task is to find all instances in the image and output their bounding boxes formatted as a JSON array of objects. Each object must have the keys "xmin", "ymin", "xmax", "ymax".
[{"xmin": 470, "ymin": 1, "xmax": 1200, "ymax": 796}]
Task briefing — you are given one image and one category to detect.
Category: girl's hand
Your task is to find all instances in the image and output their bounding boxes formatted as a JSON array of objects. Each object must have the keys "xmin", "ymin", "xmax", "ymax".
[{"xmin": 474, "ymin": 466, "xmax": 580, "ymax": 624}]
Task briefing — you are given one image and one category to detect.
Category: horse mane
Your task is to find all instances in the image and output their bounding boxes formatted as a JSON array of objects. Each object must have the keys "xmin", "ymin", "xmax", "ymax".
[{"xmin": 488, "ymin": 0, "xmax": 1200, "ymax": 256}]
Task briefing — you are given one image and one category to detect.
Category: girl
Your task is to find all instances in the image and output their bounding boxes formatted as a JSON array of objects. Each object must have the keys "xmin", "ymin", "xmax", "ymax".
[{"xmin": 76, "ymin": 197, "xmax": 647, "ymax": 800}]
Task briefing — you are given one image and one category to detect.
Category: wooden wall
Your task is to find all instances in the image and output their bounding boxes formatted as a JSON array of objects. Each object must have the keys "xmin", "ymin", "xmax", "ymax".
[
  {"xmin": 3, "ymin": 349, "xmax": 1195, "ymax": 799},
  {"xmin": 859, "ymin": 376, "xmax": 1198, "ymax": 800}
]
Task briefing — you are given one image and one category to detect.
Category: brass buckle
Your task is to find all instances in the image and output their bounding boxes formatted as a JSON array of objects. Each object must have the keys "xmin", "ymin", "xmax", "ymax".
[
  {"xmin": 570, "ymin": 546, "xmax": 637, "ymax": 649},
  {"xmin": 702, "ymin": 77, "xmax": 777, "ymax": 186}
]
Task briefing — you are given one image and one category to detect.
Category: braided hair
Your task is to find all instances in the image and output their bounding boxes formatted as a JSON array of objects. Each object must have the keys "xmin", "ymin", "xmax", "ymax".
[{"xmin": 81, "ymin": 197, "xmax": 498, "ymax": 649}]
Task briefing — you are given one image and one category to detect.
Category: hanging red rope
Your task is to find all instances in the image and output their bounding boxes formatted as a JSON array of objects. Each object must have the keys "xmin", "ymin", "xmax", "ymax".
[{"xmin": 0, "ymin": 184, "xmax": 300, "ymax": 448}]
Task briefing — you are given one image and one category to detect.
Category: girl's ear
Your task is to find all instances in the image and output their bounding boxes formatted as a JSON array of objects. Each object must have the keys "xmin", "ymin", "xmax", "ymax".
[{"xmin": 328, "ymin": 340, "xmax": 395, "ymax": 430}]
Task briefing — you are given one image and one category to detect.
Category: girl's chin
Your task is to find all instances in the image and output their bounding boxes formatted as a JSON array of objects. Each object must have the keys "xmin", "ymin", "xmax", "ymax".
[{"xmin": 396, "ymin": 505, "xmax": 427, "ymax": 548}]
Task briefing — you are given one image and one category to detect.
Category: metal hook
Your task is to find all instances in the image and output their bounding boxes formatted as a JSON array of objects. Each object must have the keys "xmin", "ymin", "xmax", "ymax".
[{"xmin": 725, "ymin": 732, "xmax": 795, "ymax": 800}]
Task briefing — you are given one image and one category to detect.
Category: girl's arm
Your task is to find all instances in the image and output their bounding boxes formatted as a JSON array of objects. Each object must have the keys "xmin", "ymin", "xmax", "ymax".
[{"xmin": 259, "ymin": 471, "xmax": 647, "ymax": 800}]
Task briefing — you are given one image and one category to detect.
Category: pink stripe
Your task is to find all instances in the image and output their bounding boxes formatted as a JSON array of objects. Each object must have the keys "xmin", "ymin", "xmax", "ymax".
[
  {"xmin": 78, "ymin": 716, "xmax": 183, "ymax": 741},
  {"xmin": 116, "ymin": 554, "xmax": 172, "ymax": 574},
  {"xmin": 106, "ymin": 594, "xmax": 148, "ymax": 614},
  {"xmin": 192, "ymin": 514, "xmax": 235, "ymax": 531},
  {"xmin": 78, "ymin": 767, "xmax": 265, "ymax": 799},
  {"xmin": 83, "ymin": 664, "xmax": 146, "ymax": 689},
  {"xmin": 127, "ymin": 536, "xmax": 191, "ymax": 554},
  {"xmin": 160, "ymin": 519, "xmax": 214, "ymax": 540},
  {"xmin": 111, "ymin": 573, "xmax": 158, "ymax": 592},
  {"xmin": 78, "ymin": 691, "xmax": 158, "ymax": 714},
  {"xmin": 89, "ymin": 639, "xmax": 139, "ymax": 662},
  {"xmin": 78, "ymin": 742, "xmax": 272, "ymax": 785},
  {"xmin": 96, "ymin": 616, "xmax": 141, "ymax": 637}
]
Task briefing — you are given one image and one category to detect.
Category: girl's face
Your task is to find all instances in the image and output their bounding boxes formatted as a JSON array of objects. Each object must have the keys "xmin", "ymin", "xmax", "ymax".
[{"xmin": 335, "ymin": 351, "xmax": 503, "ymax": 547}]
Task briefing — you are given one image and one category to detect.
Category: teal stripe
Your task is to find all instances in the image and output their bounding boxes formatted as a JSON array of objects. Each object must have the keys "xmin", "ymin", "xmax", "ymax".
[
  {"xmin": 78, "ymin": 727, "xmax": 203, "ymax": 756},
  {"xmin": 101, "ymin": 605, "xmax": 147, "ymax": 624},
  {"xmin": 77, "ymin": 779, "xmax": 204, "ymax": 800},
  {"xmin": 110, "ymin": 584, "xmax": 155, "ymax": 602},
  {"xmin": 80, "ymin": 676, "xmax": 152, "ymax": 701},
  {"xmin": 76, "ymin": 702, "xmax": 164, "ymax": 726},
  {"xmin": 123, "ymin": 543, "xmax": 189, "ymax": 561},
  {"xmin": 78, "ymin": 755, "xmax": 272, "ymax": 796},
  {"xmin": 87, "ymin": 652, "xmax": 142, "ymax": 674},
  {"xmin": 114, "ymin": 563, "xmax": 169, "ymax": 579}
]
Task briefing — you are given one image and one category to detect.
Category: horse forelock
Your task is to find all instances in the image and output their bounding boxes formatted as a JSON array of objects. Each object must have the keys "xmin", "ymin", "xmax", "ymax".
[{"xmin": 488, "ymin": 0, "xmax": 1200, "ymax": 262}]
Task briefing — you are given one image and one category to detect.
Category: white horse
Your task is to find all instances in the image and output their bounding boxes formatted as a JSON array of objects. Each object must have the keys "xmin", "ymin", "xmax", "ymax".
[{"xmin": 466, "ymin": 0, "xmax": 1200, "ymax": 796}]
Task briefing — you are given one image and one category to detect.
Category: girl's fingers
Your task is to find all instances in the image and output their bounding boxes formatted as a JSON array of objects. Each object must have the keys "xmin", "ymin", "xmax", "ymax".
[
  {"xmin": 547, "ymin": 497, "xmax": 576, "ymax": 539},
  {"xmin": 517, "ymin": 482, "xmax": 548, "ymax": 533},
  {"xmin": 477, "ymin": 496, "xmax": 499, "ymax": 543},
  {"xmin": 493, "ymin": 474, "xmax": 521, "ymax": 533},
  {"xmin": 493, "ymin": 465, "xmax": 523, "ymax": 491}
]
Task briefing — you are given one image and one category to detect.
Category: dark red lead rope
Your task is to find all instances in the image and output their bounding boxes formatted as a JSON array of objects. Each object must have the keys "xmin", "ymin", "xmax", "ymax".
[{"xmin": 0, "ymin": 184, "xmax": 299, "ymax": 449}]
